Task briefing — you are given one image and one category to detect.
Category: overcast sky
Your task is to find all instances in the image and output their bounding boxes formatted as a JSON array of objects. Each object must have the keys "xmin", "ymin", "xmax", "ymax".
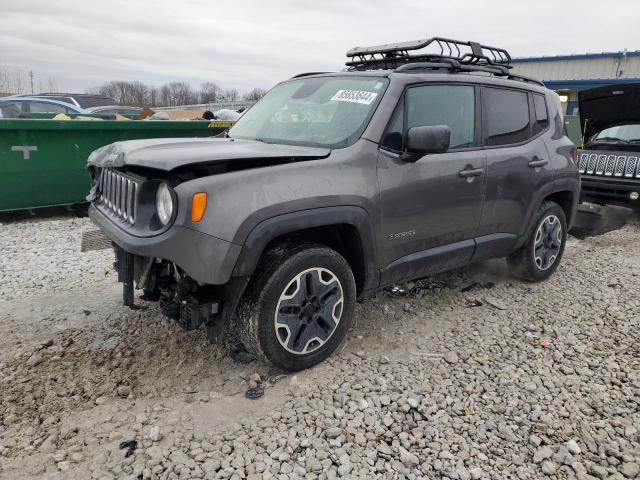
[{"xmin": 2, "ymin": 0, "xmax": 640, "ymax": 94}]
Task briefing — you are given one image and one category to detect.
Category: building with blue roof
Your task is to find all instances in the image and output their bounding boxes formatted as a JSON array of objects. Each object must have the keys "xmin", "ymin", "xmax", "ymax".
[{"xmin": 510, "ymin": 50, "xmax": 640, "ymax": 115}]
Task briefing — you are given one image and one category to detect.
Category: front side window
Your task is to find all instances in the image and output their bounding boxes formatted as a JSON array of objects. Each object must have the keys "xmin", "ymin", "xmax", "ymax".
[
  {"xmin": 406, "ymin": 85, "xmax": 476, "ymax": 149},
  {"xmin": 381, "ymin": 84, "xmax": 476, "ymax": 151},
  {"xmin": 229, "ymin": 76, "xmax": 387, "ymax": 148},
  {"xmin": 482, "ymin": 87, "xmax": 531, "ymax": 146}
]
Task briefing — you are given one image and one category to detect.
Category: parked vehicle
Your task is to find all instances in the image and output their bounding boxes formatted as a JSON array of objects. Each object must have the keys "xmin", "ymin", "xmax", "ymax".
[
  {"xmin": 0, "ymin": 97, "xmax": 88, "ymax": 115},
  {"xmin": 87, "ymin": 105, "xmax": 143, "ymax": 116},
  {"xmin": 86, "ymin": 37, "xmax": 579, "ymax": 371},
  {"xmin": 0, "ymin": 101, "xmax": 22, "ymax": 119},
  {"xmin": 577, "ymin": 83, "xmax": 640, "ymax": 208},
  {"xmin": 13, "ymin": 93, "xmax": 116, "ymax": 109}
]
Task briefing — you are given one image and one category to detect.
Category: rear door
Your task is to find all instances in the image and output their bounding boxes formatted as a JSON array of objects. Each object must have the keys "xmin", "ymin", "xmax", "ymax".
[
  {"xmin": 377, "ymin": 83, "xmax": 487, "ymax": 285},
  {"xmin": 476, "ymin": 87, "xmax": 553, "ymax": 247}
]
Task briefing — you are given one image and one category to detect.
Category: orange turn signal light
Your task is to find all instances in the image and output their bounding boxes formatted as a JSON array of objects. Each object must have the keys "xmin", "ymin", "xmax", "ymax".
[{"xmin": 191, "ymin": 192, "xmax": 207, "ymax": 222}]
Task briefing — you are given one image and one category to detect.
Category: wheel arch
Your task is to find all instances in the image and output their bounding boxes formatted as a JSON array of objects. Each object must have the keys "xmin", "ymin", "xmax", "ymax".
[
  {"xmin": 515, "ymin": 183, "xmax": 577, "ymax": 251},
  {"xmin": 232, "ymin": 206, "xmax": 379, "ymax": 296},
  {"xmin": 543, "ymin": 190, "xmax": 576, "ymax": 228}
]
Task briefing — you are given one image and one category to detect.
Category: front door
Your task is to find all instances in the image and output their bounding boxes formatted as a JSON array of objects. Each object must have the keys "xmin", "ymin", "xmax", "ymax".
[{"xmin": 377, "ymin": 84, "xmax": 486, "ymax": 285}]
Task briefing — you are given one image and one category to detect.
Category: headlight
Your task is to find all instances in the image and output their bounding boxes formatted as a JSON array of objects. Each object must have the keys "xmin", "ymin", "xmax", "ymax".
[{"xmin": 156, "ymin": 183, "xmax": 174, "ymax": 225}]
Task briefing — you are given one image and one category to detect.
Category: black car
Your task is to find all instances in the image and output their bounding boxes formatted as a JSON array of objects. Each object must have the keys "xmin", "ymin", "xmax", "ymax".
[
  {"xmin": 577, "ymin": 83, "xmax": 640, "ymax": 208},
  {"xmin": 85, "ymin": 37, "xmax": 579, "ymax": 370}
]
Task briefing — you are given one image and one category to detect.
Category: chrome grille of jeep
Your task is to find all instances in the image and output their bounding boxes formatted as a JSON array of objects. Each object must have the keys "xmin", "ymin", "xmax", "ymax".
[
  {"xmin": 578, "ymin": 152, "xmax": 640, "ymax": 178},
  {"xmin": 625, "ymin": 156, "xmax": 638, "ymax": 177},
  {"xmin": 96, "ymin": 168, "xmax": 139, "ymax": 224},
  {"xmin": 595, "ymin": 155, "xmax": 607, "ymax": 175}
]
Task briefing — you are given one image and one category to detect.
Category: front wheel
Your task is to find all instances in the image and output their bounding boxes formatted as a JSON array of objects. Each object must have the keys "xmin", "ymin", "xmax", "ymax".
[
  {"xmin": 236, "ymin": 244, "xmax": 356, "ymax": 371},
  {"xmin": 508, "ymin": 201, "xmax": 567, "ymax": 282}
]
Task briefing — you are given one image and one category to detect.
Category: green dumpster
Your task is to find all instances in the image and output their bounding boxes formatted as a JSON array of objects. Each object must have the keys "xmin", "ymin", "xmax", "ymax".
[{"xmin": 0, "ymin": 119, "xmax": 233, "ymax": 212}]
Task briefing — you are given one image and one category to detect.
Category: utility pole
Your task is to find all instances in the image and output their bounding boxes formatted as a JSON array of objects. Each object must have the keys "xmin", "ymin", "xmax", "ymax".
[{"xmin": 29, "ymin": 70, "xmax": 34, "ymax": 94}]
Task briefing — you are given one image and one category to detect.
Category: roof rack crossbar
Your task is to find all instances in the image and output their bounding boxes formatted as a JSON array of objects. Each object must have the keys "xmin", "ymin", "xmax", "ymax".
[{"xmin": 393, "ymin": 61, "xmax": 545, "ymax": 87}]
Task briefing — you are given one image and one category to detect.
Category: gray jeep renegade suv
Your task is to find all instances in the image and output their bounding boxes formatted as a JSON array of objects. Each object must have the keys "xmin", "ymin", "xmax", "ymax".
[{"xmin": 87, "ymin": 38, "xmax": 579, "ymax": 371}]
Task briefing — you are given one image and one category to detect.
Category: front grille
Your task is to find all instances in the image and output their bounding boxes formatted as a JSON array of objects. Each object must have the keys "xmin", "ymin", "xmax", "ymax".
[
  {"xmin": 605, "ymin": 155, "xmax": 617, "ymax": 176},
  {"xmin": 96, "ymin": 168, "xmax": 139, "ymax": 224},
  {"xmin": 586, "ymin": 154, "xmax": 597, "ymax": 174},
  {"xmin": 625, "ymin": 156, "xmax": 638, "ymax": 177},
  {"xmin": 595, "ymin": 155, "xmax": 607, "ymax": 175},
  {"xmin": 579, "ymin": 151, "xmax": 640, "ymax": 178}
]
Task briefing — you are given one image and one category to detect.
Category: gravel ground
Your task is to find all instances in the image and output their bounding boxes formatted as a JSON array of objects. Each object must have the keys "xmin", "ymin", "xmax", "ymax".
[{"xmin": 0, "ymin": 213, "xmax": 638, "ymax": 480}]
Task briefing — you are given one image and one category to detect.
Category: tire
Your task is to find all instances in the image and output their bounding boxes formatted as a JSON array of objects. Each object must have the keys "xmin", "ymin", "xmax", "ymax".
[
  {"xmin": 507, "ymin": 201, "xmax": 567, "ymax": 282},
  {"xmin": 235, "ymin": 243, "xmax": 356, "ymax": 371}
]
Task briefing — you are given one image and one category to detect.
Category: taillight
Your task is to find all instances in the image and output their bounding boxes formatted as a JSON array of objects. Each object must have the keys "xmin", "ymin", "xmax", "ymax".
[{"xmin": 571, "ymin": 147, "xmax": 578, "ymax": 164}]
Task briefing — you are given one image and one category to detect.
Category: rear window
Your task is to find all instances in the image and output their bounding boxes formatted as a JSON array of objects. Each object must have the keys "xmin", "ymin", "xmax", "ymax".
[
  {"xmin": 76, "ymin": 96, "xmax": 116, "ymax": 108},
  {"xmin": 482, "ymin": 87, "xmax": 531, "ymax": 146}
]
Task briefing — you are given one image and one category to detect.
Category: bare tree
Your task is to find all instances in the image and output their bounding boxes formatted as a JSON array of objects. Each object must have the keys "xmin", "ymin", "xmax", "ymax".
[
  {"xmin": 87, "ymin": 79, "xmax": 262, "ymax": 107},
  {"xmin": 199, "ymin": 82, "xmax": 221, "ymax": 103},
  {"xmin": 243, "ymin": 88, "xmax": 266, "ymax": 101},
  {"xmin": 222, "ymin": 88, "xmax": 239, "ymax": 102},
  {"xmin": 165, "ymin": 81, "xmax": 195, "ymax": 106},
  {"xmin": 0, "ymin": 65, "xmax": 29, "ymax": 94}
]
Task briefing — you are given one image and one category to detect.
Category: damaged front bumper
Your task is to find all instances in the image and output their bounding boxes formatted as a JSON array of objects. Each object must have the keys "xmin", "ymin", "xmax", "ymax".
[
  {"xmin": 88, "ymin": 204, "xmax": 242, "ymax": 285},
  {"xmin": 86, "ymin": 204, "xmax": 247, "ymax": 339}
]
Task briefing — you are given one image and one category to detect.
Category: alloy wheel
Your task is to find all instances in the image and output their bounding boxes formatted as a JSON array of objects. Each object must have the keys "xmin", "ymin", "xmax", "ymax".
[
  {"xmin": 533, "ymin": 214, "xmax": 562, "ymax": 271},
  {"xmin": 274, "ymin": 267, "xmax": 344, "ymax": 355}
]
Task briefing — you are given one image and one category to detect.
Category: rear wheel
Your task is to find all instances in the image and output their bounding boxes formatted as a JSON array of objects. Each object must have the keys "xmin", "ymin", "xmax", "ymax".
[
  {"xmin": 508, "ymin": 201, "xmax": 567, "ymax": 282},
  {"xmin": 236, "ymin": 244, "xmax": 356, "ymax": 371}
]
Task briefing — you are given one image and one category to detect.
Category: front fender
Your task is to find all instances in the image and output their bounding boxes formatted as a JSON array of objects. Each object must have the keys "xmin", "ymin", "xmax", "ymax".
[{"xmin": 232, "ymin": 206, "xmax": 379, "ymax": 292}]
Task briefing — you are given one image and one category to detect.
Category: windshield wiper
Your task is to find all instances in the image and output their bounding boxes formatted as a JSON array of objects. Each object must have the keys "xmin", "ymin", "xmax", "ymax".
[{"xmin": 591, "ymin": 137, "xmax": 629, "ymax": 144}]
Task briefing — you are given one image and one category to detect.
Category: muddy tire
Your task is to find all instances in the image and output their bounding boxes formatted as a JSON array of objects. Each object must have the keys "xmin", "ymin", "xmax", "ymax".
[
  {"xmin": 508, "ymin": 201, "xmax": 567, "ymax": 282},
  {"xmin": 235, "ymin": 243, "xmax": 356, "ymax": 371}
]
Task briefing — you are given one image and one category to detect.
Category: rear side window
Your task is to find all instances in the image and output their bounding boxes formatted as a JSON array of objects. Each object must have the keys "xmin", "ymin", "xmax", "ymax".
[
  {"xmin": 532, "ymin": 93, "xmax": 549, "ymax": 135},
  {"xmin": 28, "ymin": 102, "xmax": 67, "ymax": 114},
  {"xmin": 482, "ymin": 87, "xmax": 531, "ymax": 146}
]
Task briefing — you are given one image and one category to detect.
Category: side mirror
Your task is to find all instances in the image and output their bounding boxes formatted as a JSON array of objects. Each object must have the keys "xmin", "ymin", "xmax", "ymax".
[{"xmin": 402, "ymin": 125, "xmax": 451, "ymax": 162}]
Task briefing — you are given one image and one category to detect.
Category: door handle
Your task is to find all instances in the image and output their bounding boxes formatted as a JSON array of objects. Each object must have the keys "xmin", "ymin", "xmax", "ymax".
[
  {"xmin": 458, "ymin": 168, "xmax": 484, "ymax": 178},
  {"xmin": 528, "ymin": 158, "xmax": 549, "ymax": 168}
]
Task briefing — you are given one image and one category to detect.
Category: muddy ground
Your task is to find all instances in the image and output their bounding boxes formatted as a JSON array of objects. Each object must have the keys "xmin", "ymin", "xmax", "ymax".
[{"xmin": 0, "ymin": 212, "xmax": 638, "ymax": 479}]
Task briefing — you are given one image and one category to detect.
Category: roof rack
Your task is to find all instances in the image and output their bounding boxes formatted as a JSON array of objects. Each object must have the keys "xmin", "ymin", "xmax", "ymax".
[
  {"xmin": 345, "ymin": 37, "xmax": 543, "ymax": 86},
  {"xmin": 346, "ymin": 37, "xmax": 510, "ymax": 69}
]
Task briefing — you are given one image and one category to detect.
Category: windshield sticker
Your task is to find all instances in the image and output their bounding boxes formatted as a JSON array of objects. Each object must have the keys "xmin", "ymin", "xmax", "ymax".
[{"xmin": 331, "ymin": 90, "xmax": 378, "ymax": 105}]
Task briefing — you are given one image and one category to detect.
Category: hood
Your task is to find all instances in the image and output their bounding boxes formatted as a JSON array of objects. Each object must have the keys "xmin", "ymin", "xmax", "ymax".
[
  {"xmin": 579, "ymin": 83, "xmax": 640, "ymax": 141},
  {"xmin": 87, "ymin": 137, "xmax": 331, "ymax": 171}
]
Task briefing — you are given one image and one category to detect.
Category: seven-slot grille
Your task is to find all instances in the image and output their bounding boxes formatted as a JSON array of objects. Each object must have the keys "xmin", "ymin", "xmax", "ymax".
[
  {"xmin": 578, "ymin": 152, "xmax": 640, "ymax": 178},
  {"xmin": 96, "ymin": 168, "xmax": 139, "ymax": 224}
]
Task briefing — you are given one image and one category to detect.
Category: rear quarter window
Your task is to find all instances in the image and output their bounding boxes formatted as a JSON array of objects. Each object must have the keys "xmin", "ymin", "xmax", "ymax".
[{"xmin": 532, "ymin": 93, "xmax": 549, "ymax": 135}]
